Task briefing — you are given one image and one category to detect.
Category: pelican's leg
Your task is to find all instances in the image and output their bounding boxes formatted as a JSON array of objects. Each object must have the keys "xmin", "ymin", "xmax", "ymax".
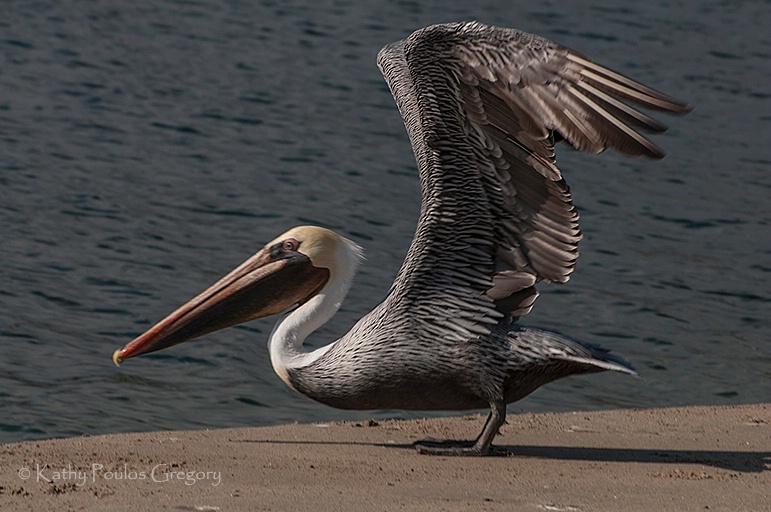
[
  {"xmin": 415, "ymin": 401, "xmax": 507, "ymax": 456},
  {"xmin": 472, "ymin": 401, "xmax": 506, "ymax": 453}
]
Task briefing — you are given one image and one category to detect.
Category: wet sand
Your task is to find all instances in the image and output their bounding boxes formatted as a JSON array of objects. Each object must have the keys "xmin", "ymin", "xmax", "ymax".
[{"xmin": 1, "ymin": 404, "xmax": 768, "ymax": 511}]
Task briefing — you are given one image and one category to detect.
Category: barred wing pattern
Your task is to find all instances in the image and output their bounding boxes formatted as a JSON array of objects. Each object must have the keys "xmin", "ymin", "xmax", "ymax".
[{"xmin": 377, "ymin": 22, "xmax": 690, "ymax": 335}]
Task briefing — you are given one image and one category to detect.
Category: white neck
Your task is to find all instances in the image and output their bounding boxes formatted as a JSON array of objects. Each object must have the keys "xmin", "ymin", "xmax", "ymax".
[{"xmin": 268, "ymin": 237, "xmax": 362, "ymax": 389}]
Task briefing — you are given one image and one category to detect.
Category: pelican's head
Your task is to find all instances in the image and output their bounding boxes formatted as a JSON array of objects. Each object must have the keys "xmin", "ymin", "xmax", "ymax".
[{"xmin": 112, "ymin": 226, "xmax": 362, "ymax": 365}]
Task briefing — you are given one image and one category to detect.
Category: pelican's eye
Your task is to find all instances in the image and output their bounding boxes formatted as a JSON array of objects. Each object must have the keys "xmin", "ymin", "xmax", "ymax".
[
  {"xmin": 267, "ymin": 238, "xmax": 301, "ymax": 260},
  {"xmin": 282, "ymin": 238, "xmax": 299, "ymax": 252}
]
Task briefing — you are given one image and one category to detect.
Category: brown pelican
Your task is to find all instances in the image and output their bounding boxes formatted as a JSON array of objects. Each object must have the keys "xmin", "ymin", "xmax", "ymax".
[{"xmin": 113, "ymin": 22, "xmax": 691, "ymax": 455}]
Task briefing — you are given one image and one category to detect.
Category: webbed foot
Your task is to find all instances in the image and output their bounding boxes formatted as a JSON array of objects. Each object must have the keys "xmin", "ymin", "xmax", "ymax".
[{"xmin": 413, "ymin": 438, "xmax": 508, "ymax": 456}]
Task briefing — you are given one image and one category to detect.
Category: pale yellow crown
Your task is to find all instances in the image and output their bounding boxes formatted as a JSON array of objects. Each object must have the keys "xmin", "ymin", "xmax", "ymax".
[{"xmin": 267, "ymin": 225, "xmax": 363, "ymax": 274}]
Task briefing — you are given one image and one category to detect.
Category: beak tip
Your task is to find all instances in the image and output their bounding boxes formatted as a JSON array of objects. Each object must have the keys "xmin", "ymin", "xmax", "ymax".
[{"xmin": 112, "ymin": 348, "xmax": 124, "ymax": 367}]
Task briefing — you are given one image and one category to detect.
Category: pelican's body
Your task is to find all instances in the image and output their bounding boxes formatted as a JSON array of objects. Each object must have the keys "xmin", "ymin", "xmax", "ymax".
[{"xmin": 114, "ymin": 22, "xmax": 690, "ymax": 455}]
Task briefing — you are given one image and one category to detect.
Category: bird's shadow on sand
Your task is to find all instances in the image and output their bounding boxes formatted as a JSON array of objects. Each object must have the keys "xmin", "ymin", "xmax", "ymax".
[
  {"xmin": 237, "ymin": 439, "xmax": 770, "ymax": 473},
  {"xmin": 496, "ymin": 444, "xmax": 770, "ymax": 473}
]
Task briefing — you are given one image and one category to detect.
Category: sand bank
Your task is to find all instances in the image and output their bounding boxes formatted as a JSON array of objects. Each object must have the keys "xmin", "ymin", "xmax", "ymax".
[{"xmin": 1, "ymin": 404, "xmax": 768, "ymax": 511}]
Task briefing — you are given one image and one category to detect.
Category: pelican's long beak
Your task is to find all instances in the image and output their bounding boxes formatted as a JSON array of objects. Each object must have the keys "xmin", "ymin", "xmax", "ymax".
[{"xmin": 112, "ymin": 248, "xmax": 330, "ymax": 365}]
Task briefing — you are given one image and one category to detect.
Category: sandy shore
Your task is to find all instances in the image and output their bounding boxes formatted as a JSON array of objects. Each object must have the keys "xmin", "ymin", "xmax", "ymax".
[{"xmin": 1, "ymin": 404, "xmax": 768, "ymax": 511}]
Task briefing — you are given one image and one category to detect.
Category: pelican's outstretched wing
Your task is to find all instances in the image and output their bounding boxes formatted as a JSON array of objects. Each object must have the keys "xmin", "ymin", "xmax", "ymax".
[{"xmin": 377, "ymin": 21, "xmax": 690, "ymax": 331}]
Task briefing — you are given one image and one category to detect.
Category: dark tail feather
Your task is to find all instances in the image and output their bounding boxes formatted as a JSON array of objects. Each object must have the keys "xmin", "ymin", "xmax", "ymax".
[
  {"xmin": 571, "ymin": 342, "xmax": 638, "ymax": 376},
  {"xmin": 519, "ymin": 326, "xmax": 638, "ymax": 376}
]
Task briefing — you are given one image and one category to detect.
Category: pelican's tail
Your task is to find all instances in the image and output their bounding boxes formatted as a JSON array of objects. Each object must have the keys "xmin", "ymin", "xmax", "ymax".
[
  {"xmin": 515, "ymin": 326, "xmax": 638, "ymax": 377},
  {"xmin": 570, "ymin": 341, "xmax": 638, "ymax": 376}
]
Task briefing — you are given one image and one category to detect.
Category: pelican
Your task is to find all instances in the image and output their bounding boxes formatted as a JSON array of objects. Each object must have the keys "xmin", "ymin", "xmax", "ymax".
[{"xmin": 113, "ymin": 22, "xmax": 691, "ymax": 455}]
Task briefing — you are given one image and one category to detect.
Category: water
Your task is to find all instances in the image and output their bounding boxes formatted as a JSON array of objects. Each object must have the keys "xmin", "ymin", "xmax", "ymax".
[{"xmin": 1, "ymin": 0, "xmax": 769, "ymax": 443}]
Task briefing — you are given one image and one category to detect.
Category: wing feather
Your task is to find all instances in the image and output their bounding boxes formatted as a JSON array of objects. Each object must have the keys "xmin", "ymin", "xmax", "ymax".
[{"xmin": 376, "ymin": 21, "xmax": 690, "ymax": 336}]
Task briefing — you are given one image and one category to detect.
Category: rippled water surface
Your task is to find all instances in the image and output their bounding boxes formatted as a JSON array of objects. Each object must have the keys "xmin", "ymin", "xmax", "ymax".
[{"xmin": 1, "ymin": 0, "xmax": 769, "ymax": 443}]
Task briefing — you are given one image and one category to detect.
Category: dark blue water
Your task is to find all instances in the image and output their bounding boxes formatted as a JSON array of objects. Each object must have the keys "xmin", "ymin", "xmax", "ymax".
[{"xmin": 1, "ymin": 0, "xmax": 769, "ymax": 443}]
